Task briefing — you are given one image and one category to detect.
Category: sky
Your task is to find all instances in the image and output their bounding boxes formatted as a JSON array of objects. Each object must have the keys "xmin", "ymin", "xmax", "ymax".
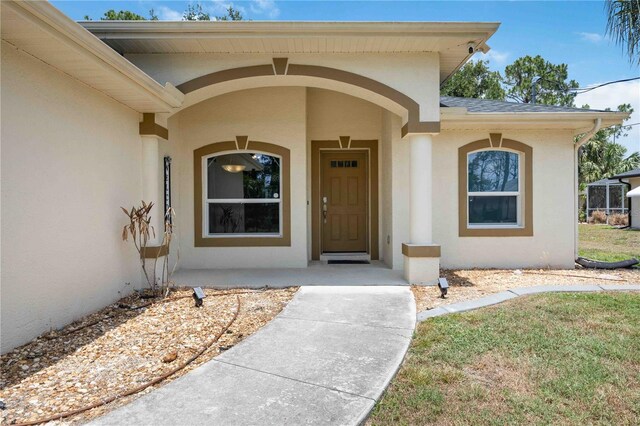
[{"xmin": 52, "ymin": 0, "xmax": 640, "ymax": 154}]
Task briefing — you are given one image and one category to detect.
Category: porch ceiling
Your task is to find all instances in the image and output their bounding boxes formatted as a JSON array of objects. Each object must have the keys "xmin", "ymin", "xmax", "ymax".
[{"xmin": 80, "ymin": 21, "xmax": 500, "ymax": 83}]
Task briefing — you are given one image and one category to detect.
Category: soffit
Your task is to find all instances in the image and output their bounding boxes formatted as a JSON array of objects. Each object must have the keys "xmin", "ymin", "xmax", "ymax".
[
  {"xmin": 1, "ymin": 1, "xmax": 182, "ymax": 113},
  {"xmin": 81, "ymin": 21, "xmax": 500, "ymax": 83}
]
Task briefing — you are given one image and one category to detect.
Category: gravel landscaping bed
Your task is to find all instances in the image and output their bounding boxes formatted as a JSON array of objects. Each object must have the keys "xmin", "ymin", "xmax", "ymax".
[
  {"xmin": 413, "ymin": 268, "xmax": 639, "ymax": 312},
  {"xmin": 0, "ymin": 287, "xmax": 297, "ymax": 425}
]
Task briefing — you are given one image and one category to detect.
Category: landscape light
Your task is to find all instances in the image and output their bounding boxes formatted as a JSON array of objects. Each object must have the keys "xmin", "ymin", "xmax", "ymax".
[
  {"xmin": 438, "ymin": 278, "xmax": 449, "ymax": 299},
  {"xmin": 193, "ymin": 287, "xmax": 206, "ymax": 307}
]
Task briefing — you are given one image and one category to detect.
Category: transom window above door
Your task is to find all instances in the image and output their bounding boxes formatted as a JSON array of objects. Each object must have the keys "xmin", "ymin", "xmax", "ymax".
[{"xmin": 205, "ymin": 152, "xmax": 282, "ymax": 236}]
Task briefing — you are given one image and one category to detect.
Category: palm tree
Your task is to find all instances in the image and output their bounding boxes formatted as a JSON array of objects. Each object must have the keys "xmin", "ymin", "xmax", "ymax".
[{"xmin": 605, "ymin": 0, "xmax": 640, "ymax": 64}]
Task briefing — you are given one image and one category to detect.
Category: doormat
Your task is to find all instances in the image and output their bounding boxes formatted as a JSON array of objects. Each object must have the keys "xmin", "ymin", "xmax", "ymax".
[{"xmin": 327, "ymin": 260, "xmax": 370, "ymax": 265}]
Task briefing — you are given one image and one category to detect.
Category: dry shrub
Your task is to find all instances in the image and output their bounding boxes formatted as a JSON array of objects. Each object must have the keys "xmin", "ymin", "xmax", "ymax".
[
  {"xmin": 609, "ymin": 213, "xmax": 629, "ymax": 226},
  {"xmin": 589, "ymin": 210, "xmax": 607, "ymax": 224}
]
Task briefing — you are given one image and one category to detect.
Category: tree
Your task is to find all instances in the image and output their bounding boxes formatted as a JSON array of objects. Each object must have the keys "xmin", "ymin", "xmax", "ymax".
[
  {"xmin": 503, "ymin": 55, "xmax": 579, "ymax": 106},
  {"xmin": 101, "ymin": 9, "xmax": 147, "ymax": 20},
  {"xmin": 441, "ymin": 60, "xmax": 505, "ymax": 100},
  {"xmin": 578, "ymin": 103, "xmax": 640, "ymax": 188},
  {"xmin": 605, "ymin": 0, "xmax": 640, "ymax": 64},
  {"xmin": 183, "ymin": 4, "xmax": 211, "ymax": 21},
  {"xmin": 216, "ymin": 6, "xmax": 244, "ymax": 21}
]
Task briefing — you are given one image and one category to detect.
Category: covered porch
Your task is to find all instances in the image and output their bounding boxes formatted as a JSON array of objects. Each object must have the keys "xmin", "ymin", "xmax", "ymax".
[{"xmin": 171, "ymin": 261, "xmax": 408, "ymax": 288}]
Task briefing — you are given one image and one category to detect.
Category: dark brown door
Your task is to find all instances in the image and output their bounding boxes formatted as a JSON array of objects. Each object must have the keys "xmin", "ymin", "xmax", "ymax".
[{"xmin": 321, "ymin": 151, "xmax": 368, "ymax": 253}]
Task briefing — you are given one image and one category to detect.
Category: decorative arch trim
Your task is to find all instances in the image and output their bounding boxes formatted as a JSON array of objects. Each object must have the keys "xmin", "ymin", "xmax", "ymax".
[
  {"xmin": 194, "ymin": 140, "xmax": 291, "ymax": 247},
  {"xmin": 458, "ymin": 136, "xmax": 533, "ymax": 237},
  {"xmin": 176, "ymin": 60, "xmax": 440, "ymax": 137}
]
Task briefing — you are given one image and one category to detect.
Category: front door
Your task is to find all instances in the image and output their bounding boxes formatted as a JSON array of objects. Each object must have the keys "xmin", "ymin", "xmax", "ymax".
[{"xmin": 321, "ymin": 151, "xmax": 368, "ymax": 253}]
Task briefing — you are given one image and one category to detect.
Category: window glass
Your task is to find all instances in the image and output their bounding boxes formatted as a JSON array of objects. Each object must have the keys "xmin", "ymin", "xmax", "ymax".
[
  {"xmin": 468, "ymin": 151, "xmax": 519, "ymax": 192},
  {"xmin": 208, "ymin": 203, "xmax": 279, "ymax": 234},
  {"xmin": 205, "ymin": 152, "xmax": 281, "ymax": 236},
  {"xmin": 469, "ymin": 196, "xmax": 518, "ymax": 224},
  {"xmin": 207, "ymin": 153, "xmax": 280, "ymax": 199}
]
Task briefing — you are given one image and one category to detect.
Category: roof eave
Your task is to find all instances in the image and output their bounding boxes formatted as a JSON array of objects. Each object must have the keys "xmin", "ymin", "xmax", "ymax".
[{"xmin": 4, "ymin": 1, "xmax": 183, "ymax": 111}]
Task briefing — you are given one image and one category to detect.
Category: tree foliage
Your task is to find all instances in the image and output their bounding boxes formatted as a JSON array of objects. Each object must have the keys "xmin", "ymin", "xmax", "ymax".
[
  {"xmin": 183, "ymin": 3, "xmax": 211, "ymax": 21},
  {"xmin": 100, "ymin": 9, "xmax": 148, "ymax": 20},
  {"xmin": 441, "ymin": 60, "xmax": 505, "ymax": 100},
  {"xmin": 605, "ymin": 0, "xmax": 640, "ymax": 64},
  {"xmin": 216, "ymin": 6, "xmax": 244, "ymax": 21},
  {"xmin": 579, "ymin": 103, "xmax": 640, "ymax": 188},
  {"xmin": 503, "ymin": 55, "xmax": 579, "ymax": 106}
]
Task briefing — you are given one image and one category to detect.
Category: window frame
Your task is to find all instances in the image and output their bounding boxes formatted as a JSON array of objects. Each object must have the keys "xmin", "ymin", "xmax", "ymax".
[
  {"xmin": 194, "ymin": 140, "xmax": 291, "ymax": 247},
  {"xmin": 202, "ymin": 150, "xmax": 283, "ymax": 238},
  {"xmin": 466, "ymin": 148, "xmax": 523, "ymax": 229},
  {"xmin": 458, "ymin": 136, "xmax": 533, "ymax": 237}
]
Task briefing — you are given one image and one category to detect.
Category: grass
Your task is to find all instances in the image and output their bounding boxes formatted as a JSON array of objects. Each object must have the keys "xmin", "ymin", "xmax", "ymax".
[
  {"xmin": 579, "ymin": 224, "xmax": 640, "ymax": 262},
  {"xmin": 369, "ymin": 293, "xmax": 640, "ymax": 425}
]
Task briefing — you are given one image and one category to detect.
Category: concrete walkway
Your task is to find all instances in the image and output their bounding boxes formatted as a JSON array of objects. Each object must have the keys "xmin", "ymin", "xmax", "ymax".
[
  {"xmin": 418, "ymin": 283, "xmax": 640, "ymax": 321},
  {"xmin": 91, "ymin": 286, "xmax": 415, "ymax": 426}
]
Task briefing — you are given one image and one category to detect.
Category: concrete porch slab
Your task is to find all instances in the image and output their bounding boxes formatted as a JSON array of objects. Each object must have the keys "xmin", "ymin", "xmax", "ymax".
[{"xmin": 171, "ymin": 261, "xmax": 408, "ymax": 288}]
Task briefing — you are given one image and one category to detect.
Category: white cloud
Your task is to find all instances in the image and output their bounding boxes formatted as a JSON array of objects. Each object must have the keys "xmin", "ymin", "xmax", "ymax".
[
  {"xmin": 250, "ymin": 0, "xmax": 280, "ymax": 18},
  {"xmin": 578, "ymin": 32, "xmax": 604, "ymax": 43},
  {"xmin": 156, "ymin": 6, "xmax": 182, "ymax": 21},
  {"xmin": 480, "ymin": 49, "xmax": 509, "ymax": 66},
  {"xmin": 575, "ymin": 80, "xmax": 640, "ymax": 154}
]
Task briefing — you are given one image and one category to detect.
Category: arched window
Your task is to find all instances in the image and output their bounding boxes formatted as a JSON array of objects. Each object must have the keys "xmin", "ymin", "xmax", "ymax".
[
  {"xmin": 459, "ymin": 137, "xmax": 533, "ymax": 237},
  {"xmin": 194, "ymin": 141, "xmax": 290, "ymax": 247}
]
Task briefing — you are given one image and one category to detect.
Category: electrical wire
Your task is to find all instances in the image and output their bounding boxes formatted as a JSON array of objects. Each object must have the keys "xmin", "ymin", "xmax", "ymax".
[{"xmin": 570, "ymin": 76, "xmax": 640, "ymax": 94}]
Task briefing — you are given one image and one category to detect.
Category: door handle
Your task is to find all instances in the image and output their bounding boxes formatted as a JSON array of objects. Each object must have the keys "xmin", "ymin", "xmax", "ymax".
[{"xmin": 322, "ymin": 197, "xmax": 328, "ymax": 222}]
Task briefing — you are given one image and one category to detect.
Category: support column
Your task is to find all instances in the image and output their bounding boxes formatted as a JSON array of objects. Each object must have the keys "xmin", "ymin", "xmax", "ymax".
[
  {"xmin": 403, "ymin": 133, "xmax": 440, "ymax": 285},
  {"xmin": 141, "ymin": 135, "xmax": 162, "ymax": 246}
]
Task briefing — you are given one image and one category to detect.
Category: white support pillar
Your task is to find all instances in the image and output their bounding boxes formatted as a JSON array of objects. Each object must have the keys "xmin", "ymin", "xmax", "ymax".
[
  {"xmin": 403, "ymin": 133, "xmax": 440, "ymax": 285},
  {"xmin": 410, "ymin": 134, "xmax": 433, "ymax": 244},
  {"xmin": 141, "ymin": 135, "xmax": 162, "ymax": 246}
]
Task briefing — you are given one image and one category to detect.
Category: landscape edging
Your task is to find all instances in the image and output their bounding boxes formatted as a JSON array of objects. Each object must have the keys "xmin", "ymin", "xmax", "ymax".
[{"xmin": 417, "ymin": 284, "xmax": 640, "ymax": 322}]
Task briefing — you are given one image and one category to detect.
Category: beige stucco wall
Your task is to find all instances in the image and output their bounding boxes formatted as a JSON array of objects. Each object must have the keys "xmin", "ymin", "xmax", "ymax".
[
  {"xmin": 126, "ymin": 53, "xmax": 441, "ymax": 122},
  {"xmin": 1, "ymin": 45, "xmax": 143, "ymax": 353},
  {"xmin": 170, "ymin": 87, "xmax": 308, "ymax": 268},
  {"xmin": 430, "ymin": 129, "xmax": 577, "ymax": 269}
]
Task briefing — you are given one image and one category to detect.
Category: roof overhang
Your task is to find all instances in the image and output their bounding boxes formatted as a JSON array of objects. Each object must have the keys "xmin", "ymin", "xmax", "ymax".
[
  {"xmin": 1, "ymin": 0, "xmax": 183, "ymax": 113},
  {"xmin": 627, "ymin": 186, "xmax": 640, "ymax": 197},
  {"xmin": 440, "ymin": 108, "xmax": 630, "ymax": 133},
  {"xmin": 80, "ymin": 20, "xmax": 500, "ymax": 84}
]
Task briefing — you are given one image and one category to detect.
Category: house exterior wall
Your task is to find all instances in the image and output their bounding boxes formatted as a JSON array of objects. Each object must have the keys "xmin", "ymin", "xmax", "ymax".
[
  {"xmin": 170, "ymin": 87, "xmax": 308, "ymax": 268},
  {"xmin": 0, "ymin": 45, "xmax": 142, "ymax": 353},
  {"xmin": 431, "ymin": 129, "xmax": 577, "ymax": 269},
  {"xmin": 629, "ymin": 177, "xmax": 640, "ymax": 229}
]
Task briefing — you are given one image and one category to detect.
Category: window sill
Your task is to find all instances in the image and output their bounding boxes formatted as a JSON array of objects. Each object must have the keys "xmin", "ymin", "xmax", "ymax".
[
  {"xmin": 195, "ymin": 234, "xmax": 291, "ymax": 247},
  {"xmin": 459, "ymin": 225, "xmax": 533, "ymax": 237}
]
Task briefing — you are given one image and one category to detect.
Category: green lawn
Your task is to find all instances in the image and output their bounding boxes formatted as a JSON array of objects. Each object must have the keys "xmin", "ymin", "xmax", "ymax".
[
  {"xmin": 579, "ymin": 224, "xmax": 640, "ymax": 262},
  {"xmin": 370, "ymin": 293, "xmax": 640, "ymax": 425}
]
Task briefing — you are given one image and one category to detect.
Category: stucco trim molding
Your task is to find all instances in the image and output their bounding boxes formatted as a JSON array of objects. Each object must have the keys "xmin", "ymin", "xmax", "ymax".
[
  {"xmin": 175, "ymin": 63, "xmax": 439, "ymax": 137},
  {"xmin": 402, "ymin": 243, "xmax": 441, "ymax": 258},
  {"xmin": 141, "ymin": 244, "xmax": 169, "ymax": 259},
  {"xmin": 458, "ymin": 137, "xmax": 534, "ymax": 237},
  {"xmin": 193, "ymin": 140, "xmax": 291, "ymax": 247},
  {"xmin": 139, "ymin": 113, "xmax": 169, "ymax": 140}
]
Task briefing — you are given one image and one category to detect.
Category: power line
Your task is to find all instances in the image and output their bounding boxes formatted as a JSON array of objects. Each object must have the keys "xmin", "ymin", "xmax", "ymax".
[{"xmin": 571, "ymin": 76, "xmax": 640, "ymax": 94}]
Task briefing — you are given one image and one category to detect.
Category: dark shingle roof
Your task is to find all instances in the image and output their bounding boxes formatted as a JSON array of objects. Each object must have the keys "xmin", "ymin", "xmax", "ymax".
[
  {"xmin": 440, "ymin": 96, "xmax": 607, "ymax": 114},
  {"xmin": 587, "ymin": 178, "xmax": 627, "ymax": 186},
  {"xmin": 610, "ymin": 168, "xmax": 640, "ymax": 179}
]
